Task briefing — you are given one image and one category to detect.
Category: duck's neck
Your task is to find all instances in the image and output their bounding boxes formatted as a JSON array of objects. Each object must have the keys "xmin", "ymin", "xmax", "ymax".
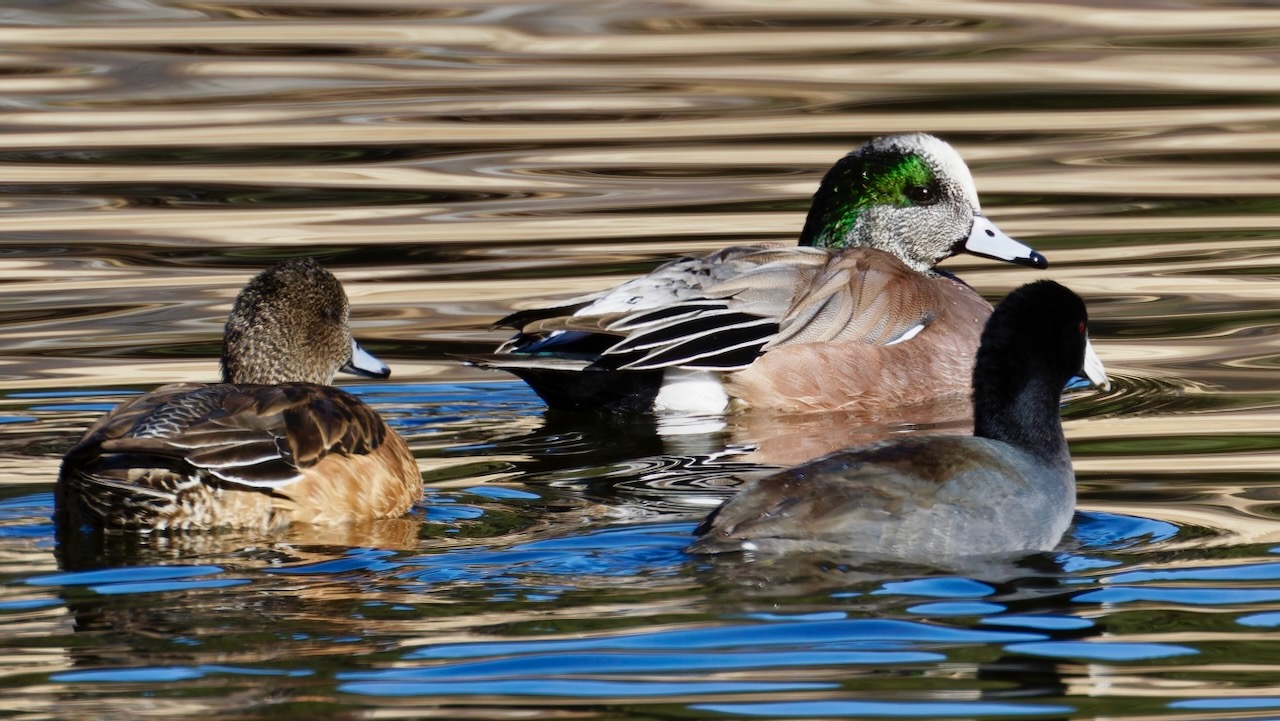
[
  {"xmin": 973, "ymin": 377, "xmax": 1071, "ymax": 468},
  {"xmin": 798, "ymin": 154, "xmax": 874, "ymax": 249},
  {"xmin": 799, "ymin": 199, "xmax": 858, "ymax": 250},
  {"xmin": 221, "ymin": 340, "xmax": 327, "ymax": 386}
]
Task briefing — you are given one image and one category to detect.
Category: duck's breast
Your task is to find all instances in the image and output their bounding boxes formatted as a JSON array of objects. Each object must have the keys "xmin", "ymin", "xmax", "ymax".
[{"xmin": 726, "ymin": 256, "xmax": 992, "ymax": 412}]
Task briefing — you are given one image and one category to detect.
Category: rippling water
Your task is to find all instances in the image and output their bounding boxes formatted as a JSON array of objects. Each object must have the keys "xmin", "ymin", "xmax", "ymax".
[{"xmin": 3, "ymin": 1, "xmax": 1280, "ymax": 718}]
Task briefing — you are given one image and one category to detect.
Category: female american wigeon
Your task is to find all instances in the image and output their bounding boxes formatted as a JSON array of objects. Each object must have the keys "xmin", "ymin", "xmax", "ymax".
[
  {"xmin": 55, "ymin": 258, "xmax": 422, "ymax": 533},
  {"xmin": 688, "ymin": 280, "xmax": 1108, "ymax": 559},
  {"xmin": 471, "ymin": 133, "xmax": 1048, "ymax": 414}
]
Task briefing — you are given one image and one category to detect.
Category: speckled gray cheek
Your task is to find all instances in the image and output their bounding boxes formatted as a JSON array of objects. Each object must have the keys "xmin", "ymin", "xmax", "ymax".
[{"xmin": 852, "ymin": 204, "xmax": 962, "ymax": 275}]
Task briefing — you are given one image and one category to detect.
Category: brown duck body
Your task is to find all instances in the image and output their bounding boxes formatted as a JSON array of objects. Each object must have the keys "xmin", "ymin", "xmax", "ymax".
[
  {"xmin": 472, "ymin": 133, "xmax": 1046, "ymax": 415},
  {"xmin": 56, "ymin": 258, "xmax": 422, "ymax": 533},
  {"xmin": 723, "ymin": 247, "xmax": 991, "ymax": 412},
  {"xmin": 474, "ymin": 245, "xmax": 993, "ymax": 414},
  {"xmin": 57, "ymin": 383, "xmax": 420, "ymax": 532}
]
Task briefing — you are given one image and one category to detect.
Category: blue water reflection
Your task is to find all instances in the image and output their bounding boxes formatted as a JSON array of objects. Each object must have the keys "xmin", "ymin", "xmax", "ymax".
[
  {"xmin": 342, "ymin": 678, "xmax": 835, "ymax": 698},
  {"xmin": 693, "ymin": 700, "xmax": 1076, "ymax": 717},
  {"xmin": 0, "ymin": 0, "xmax": 1278, "ymax": 718}
]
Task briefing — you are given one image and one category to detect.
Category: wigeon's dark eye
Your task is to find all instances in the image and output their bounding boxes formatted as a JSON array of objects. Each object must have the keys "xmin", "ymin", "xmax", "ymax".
[{"xmin": 906, "ymin": 184, "xmax": 938, "ymax": 205}]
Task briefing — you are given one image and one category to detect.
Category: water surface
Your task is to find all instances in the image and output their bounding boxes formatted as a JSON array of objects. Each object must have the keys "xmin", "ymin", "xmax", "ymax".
[{"xmin": 2, "ymin": 1, "xmax": 1280, "ymax": 719}]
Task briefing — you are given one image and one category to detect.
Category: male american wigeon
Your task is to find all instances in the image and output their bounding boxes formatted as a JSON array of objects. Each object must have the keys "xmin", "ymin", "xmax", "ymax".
[
  {"xmin": 56, "ymin": 258, "xmax": 422, "ymax": 533},
  {"xmin": 689, "ymin": 280, "xmax": 1108, "ymax": 559},
  {"xmin": 470, "ymin": 133, "xmax": 1048, "ymax": 414}
]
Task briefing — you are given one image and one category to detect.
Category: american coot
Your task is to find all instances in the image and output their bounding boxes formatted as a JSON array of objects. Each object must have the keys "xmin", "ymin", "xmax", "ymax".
[{"xmin": 689, "ymin": 280, "xmax": 1107, "ymax": 560}]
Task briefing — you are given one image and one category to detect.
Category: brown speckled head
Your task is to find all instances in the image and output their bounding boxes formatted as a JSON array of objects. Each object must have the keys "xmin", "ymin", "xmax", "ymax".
[{"xmin": 221, "ymin": 258, "xmax": 361, "ymax": 385}]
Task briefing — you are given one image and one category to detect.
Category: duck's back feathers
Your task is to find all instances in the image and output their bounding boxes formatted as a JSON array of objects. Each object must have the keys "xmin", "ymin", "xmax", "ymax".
[
  {"xmin": 57, "ymin": 382, "xmax": 420, "ymax": 532},
  {"xmin": 472, "ymin": 246, "xmax": 991, "ymax": 413},
  {"xmin": 488, "ymin": 245, "xmax": 786, "ymax": 364},
  {"xmin": 767, "ymin": 249, "xmax": 949, "ymax": 347}
]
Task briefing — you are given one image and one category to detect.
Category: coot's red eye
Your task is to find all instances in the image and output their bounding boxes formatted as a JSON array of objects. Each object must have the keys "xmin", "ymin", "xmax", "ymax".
[{"xmin": 1078, "ymin": 321, "xmax": 1085, "ymax": 334}]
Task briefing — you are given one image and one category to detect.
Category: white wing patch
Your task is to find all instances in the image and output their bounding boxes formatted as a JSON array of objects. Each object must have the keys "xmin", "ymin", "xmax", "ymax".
[{"xmin": 883, "ymin": 321, "xmax": 927, "ymax": 347}]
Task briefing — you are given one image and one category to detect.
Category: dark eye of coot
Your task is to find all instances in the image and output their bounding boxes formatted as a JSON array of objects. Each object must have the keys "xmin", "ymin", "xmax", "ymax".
[{"xmin": 906, "ymin": 184, "xmax": 938, "ymax": 205}]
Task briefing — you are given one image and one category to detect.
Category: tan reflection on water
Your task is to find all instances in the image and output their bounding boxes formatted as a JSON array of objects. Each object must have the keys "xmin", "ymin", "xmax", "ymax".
[{"xmin": 3, "ymin": 0, "xmax": 1280, "ymax": 717}]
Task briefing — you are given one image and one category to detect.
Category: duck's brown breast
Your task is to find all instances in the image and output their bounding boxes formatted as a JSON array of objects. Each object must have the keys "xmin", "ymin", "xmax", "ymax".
[{"xmin": 727, "ymin": 263, "xmax": 991, "ymax": 412}]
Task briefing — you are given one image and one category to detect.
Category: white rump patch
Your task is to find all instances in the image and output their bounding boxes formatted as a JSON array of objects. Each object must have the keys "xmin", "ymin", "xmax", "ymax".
[{"xmin": 653, "ymin": 368, "xmax": 730, "ymax": 414}]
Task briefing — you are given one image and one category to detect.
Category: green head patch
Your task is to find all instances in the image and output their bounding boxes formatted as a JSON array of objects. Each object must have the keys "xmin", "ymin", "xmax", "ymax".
[{"xmin": 798, "ymin": 151, "xmax": 938, "ymax": 249}]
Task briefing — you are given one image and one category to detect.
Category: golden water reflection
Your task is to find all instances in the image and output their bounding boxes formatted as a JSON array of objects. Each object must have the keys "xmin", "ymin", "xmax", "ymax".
[{"xmin": 1, "ymin": 0, "xmax": 1280, "ymax": 719}]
